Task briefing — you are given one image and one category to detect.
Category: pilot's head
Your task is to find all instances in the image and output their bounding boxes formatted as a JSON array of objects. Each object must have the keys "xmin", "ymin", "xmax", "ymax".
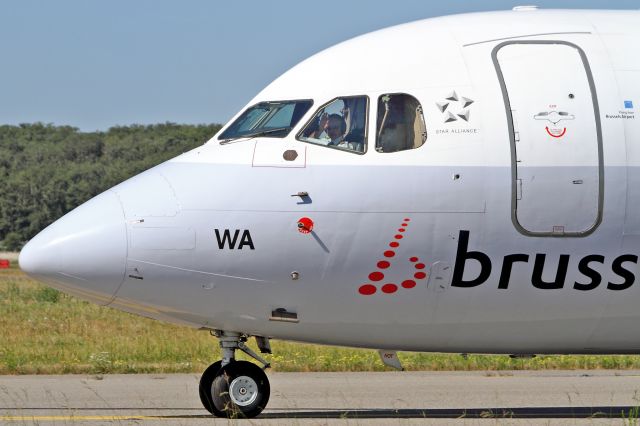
[{"xmin": 327, "ymin": 114, "xmax": 346, "ymax": 141}]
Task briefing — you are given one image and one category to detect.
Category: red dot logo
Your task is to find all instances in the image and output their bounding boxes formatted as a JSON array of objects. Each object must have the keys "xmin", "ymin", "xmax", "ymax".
[
  {"xmin": 369, "ymin": 271, "xmax": 384, "ymax": 282},
  {"xmin": 359, "ymin": 284, "xmax": 377, "ymax": 295},
  {"xmin": 381, "ymin": 283, "xmax": 398, "ymax": 294},
  {"xmin": 402, "ymin": 280, "xmax": 416, "ymax": 289},
  {"xmin": 357, "ymin": 218, "xmax": 428, "ymax": 297}
]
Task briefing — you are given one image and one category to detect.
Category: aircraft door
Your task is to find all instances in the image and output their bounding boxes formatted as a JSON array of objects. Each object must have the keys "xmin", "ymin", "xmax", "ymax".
[{"xmin": 494, "ymin": 41, "xmax": 603, "ymax": 236}]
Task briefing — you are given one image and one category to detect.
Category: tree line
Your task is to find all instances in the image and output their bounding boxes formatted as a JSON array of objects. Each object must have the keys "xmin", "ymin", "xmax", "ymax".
[{"xmin": 0, "ymin": 122, "xmax": 221, "ymax": 250}]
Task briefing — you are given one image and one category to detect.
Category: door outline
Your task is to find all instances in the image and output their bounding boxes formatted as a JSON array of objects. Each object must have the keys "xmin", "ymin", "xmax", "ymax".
[{"xmin": 491, "ymin": 40, "xmax": 604, "ymax": 237}]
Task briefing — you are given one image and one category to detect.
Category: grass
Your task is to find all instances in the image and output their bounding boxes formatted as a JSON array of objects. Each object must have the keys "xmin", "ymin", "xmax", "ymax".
[
  {"xmin": 3, "ymin": 262, "xmax": 640, "ymax": 374},
  {"xmin": 623, "ymin": 406, "xmax": 640, "ymax": 426}
]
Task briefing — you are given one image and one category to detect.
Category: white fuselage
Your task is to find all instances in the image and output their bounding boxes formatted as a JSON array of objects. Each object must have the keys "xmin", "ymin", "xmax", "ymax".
[{"xmin": 20, "ymin": 9, "xmax": 640, "ymax": 355}]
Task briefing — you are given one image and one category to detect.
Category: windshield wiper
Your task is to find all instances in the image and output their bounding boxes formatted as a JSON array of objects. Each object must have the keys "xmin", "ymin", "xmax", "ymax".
[{"xmin": 219, "ymin": 127, "xmax": 291, "ymax": 144}]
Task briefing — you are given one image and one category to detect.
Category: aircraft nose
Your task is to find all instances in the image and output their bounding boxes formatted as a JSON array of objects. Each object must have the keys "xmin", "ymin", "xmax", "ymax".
[{"xmin": 19, "ymin": 190, "xmax": 127, "ymax": 305}]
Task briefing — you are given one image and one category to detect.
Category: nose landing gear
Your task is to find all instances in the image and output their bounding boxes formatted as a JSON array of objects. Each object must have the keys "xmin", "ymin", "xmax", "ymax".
[{"xmin": 199, "ymin": 331, "xmax": 271, "ymax": 419}]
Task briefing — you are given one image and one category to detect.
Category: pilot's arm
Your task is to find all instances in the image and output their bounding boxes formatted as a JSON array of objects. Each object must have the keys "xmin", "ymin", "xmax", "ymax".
[{"xmin": 310, "ymin": 112, "xmax": 329, "ymax": 138}]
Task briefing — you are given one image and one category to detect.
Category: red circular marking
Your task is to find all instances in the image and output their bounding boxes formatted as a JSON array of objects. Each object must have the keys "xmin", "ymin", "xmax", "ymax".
[
  {"xmin": 369, "ymin": 271, "xmax": 384, "ymax": 282},
  {"xmin": 409, "ymin": 257, "xmax": 418, "ymax": 262},
  {"xmin": 394, "ymin": 234, "xmax": 403, "ymax": 239},
  {"xmin": 404, "ymin": 218, "xmax": 410, "ymax": 222},
  {"xmin": 389, "ymin": 242, "xmax": 399, "ymax": 248},
  {"xmin": 415, "ymin": 263, "xmax": 425, "ymax": 269},
  {"xmin": 545, "ymin": 126, "xmax": 567, "ymax": 138},
  {"xmin": 402, "ymin": 280, "xmax": 416, "ymax": 289},
  {"xmin": 401, "ymin": 223, "xmax": 408, "ymax": 227},
  {"xmin": 384, "ymin": 250, "xmax": 395, "ymax": 258},
  {"xmin": 414, "ymin": 272, "xmax": 427, "ymax": 280},
  {"xmin": 297, "ymin": 217, "xmax": 314, "ymax": 234},
  {"xmin": 398, "ymin": 228, "xmax": 405, "ymax": 232},
  {"xmin": 359, "ymin": 284, "xmax": 377, "ymax": 295},
  {"xmin": 377, "ymin": 261, "xmax": 390, "ymax": 269},
  {"xmin": 381, "ymin": 283, "xmax": 398, "ymax": 294}
]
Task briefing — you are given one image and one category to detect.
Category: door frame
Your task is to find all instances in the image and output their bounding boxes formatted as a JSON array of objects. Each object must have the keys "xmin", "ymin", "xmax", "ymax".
[{"xmin": 491, "ymin": 40, "xmax": 604, "ymax": 237}]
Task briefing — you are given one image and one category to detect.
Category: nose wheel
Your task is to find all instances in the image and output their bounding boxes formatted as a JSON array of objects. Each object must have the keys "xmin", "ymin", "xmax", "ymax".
[
  {"xmin": 199, "ymin": 331, "xmax": 271, "ymax": 418},
  {"xmin": 198, "ymin": 361, "xmax": 223, "ymax": 417}
]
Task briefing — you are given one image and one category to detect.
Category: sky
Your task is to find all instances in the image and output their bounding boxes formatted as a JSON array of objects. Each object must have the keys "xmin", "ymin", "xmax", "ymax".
[{"xmin": 0, "ymin": 0, "xmax": 637, "ymax": 131}]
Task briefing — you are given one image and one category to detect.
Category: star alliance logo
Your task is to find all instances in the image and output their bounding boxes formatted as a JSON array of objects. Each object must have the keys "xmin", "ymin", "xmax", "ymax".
[{"xmin": 436, "ymin": 91, "xmax": 474, "ymax": 123}]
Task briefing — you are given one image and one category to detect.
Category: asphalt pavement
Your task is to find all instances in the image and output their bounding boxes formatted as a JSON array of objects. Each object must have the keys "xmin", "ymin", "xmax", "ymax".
[{"xmin": 1, "ymin": 370, "xmax": 639, "ymax": 425}]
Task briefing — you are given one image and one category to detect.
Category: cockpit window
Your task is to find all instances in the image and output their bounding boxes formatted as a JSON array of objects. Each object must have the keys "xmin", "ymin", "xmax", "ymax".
[
  {"xmin": 218, "ymin": 100, "xmax": 313, "ymax": 141},
  {"xmin": 376, "ymin": 94, "xmax": 427, "ymax": 153},
  {"xmin": 297, "ymin": 96, "xmax": 368, "ymax": 154}
]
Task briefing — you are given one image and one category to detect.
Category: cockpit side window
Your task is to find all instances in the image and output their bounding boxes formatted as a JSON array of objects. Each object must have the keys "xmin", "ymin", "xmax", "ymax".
[
  {"xmin": 297, "ymin": 96, "xmax": 368, "ymax": 154},
  {"xmin": 376, "ymin": 94, "xmax": 426, "ymax": 153},
  {"xmin": 218, "ymin": 100, "xmax": 312, "ymax": 141}
]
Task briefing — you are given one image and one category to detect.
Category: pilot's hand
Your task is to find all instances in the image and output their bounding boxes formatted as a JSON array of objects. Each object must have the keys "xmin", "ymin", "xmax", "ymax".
[{"xmin": 319, "ymin": 112, "xmax": 329, "ymax": 131}]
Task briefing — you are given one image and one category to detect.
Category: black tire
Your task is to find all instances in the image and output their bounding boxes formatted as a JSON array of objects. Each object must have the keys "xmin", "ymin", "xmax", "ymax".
[
  {"xmin": 198, "ymin": 361, "xmax": 224, "ymax": 417},
  {"xmin": 211, "ymin": 360, "xmax": 270, "ymax": 419}
]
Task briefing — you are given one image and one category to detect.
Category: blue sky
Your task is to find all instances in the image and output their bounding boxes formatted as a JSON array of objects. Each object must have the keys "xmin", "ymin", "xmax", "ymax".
[{"xmin": 0, "ymin": 0, "xmax": 636, "ymax": 131}]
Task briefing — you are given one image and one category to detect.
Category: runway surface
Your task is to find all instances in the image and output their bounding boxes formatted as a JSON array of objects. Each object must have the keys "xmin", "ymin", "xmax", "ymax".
[{"xmin": 1, "ymin": 370, "xmax": 640, "ymax": 425}]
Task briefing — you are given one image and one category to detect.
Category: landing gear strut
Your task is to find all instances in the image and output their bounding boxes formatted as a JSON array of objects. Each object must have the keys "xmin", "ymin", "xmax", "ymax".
[{"xmin": 199, "ymin": 331, "xmax": 271, "ymax": 418}]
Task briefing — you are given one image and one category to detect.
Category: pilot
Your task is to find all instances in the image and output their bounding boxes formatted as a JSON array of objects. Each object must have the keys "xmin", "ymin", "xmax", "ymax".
[
  {"xmin": 305, "ymin": 111, "xmax": 363, "ymax": 152},
  {"xmin": 325, "ymin": 114, "xmax": 347, "ymax": 146},
  {"xmin": 307, "ymin": 113, "xmax": 346, "ymax": 145}
]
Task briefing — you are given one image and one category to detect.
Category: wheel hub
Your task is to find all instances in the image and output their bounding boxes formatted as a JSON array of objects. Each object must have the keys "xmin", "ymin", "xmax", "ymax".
[{"xmin": 229, "ymin": 375, "xmax": 258, "ymax": 406}]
